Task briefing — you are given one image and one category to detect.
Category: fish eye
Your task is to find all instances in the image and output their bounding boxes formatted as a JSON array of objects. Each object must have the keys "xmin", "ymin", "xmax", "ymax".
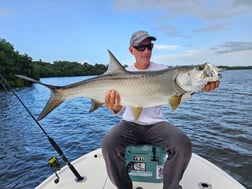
[{"xmin": 198, "ymin": 64, "xmax": 205, "ymax": 71}]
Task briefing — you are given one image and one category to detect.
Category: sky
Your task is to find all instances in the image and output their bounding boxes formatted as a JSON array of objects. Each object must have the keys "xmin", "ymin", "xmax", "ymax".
[{"xmin": 0, "ymin": 0, "xmax": 252, "ymax": 67}]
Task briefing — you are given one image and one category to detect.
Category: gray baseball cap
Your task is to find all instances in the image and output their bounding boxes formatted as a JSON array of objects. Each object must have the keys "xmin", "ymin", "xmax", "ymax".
[{"xmin": 130, "ymin": 30, "xmax": 156, "ymax": 46}]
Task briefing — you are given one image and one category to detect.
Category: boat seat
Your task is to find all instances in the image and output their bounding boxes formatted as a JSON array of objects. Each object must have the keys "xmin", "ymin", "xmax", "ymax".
[{"xmin": 125, "ymin": 144, "xmax": 167, "ymax": 183}]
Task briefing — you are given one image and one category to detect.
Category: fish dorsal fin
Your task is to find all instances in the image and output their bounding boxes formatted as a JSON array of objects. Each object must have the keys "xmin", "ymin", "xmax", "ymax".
[
  {"xmin": 169, "ymin": 95, "xmax": 182, "ymax": 111},
  {"xmin": 132, "ymin": 106, "xmax": 143, "ymax": 120},
  {"xmin": 105, "ymin": 50, "xmax": 128, "ymax": 75}
]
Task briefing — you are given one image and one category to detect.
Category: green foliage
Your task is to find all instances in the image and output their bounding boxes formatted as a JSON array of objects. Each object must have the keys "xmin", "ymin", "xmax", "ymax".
[
  {"xmin": 217, "ymin": 65, "xmax": 252, "ymax": 70},
  {"xmin": 0, "ymin": 38, "xmax": 108, "ymax": 89},
  {"xmin": 32, "ymin": 60, "xmax": 107, "ymax": 77},
  {"xmin": 0, "ymin": 38, "xmax": 37, "ymax": 88}
]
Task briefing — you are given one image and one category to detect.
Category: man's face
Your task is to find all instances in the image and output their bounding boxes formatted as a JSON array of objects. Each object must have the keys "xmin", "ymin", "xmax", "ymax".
[{"xmin": 129, "ymin": 38, "xmax": 153, "ymax": 69}]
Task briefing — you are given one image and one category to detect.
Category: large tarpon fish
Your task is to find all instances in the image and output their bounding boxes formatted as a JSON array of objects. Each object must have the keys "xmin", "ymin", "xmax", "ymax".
[{"xmin": 16, "ymin": 50, "xmax": 221, "ymax": 121}]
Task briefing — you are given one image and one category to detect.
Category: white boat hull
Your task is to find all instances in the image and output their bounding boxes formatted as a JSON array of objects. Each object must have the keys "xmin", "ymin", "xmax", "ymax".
[{"xmin": 36, "ymin": 148, "xmax": 246, "ymax": 189}]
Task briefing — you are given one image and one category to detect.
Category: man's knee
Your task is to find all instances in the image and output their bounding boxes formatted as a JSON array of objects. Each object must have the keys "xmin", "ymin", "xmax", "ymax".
[
  {"xmin": 177, "ymin": 133, "xmax": 192, "ymax": 154},
  {"xmin": 178, "ymin": 134, "xmax": 192, "ymax": 170},
  {"xmin": 102, "ymin": 130, "xmax": 122, "ymax": 153},
  {"xmin": 102, "ymin": 133, "xmax": 113, "ymax": 152}
]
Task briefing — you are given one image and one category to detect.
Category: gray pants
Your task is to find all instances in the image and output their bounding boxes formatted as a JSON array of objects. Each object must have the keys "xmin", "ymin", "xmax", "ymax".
[{"xmin": 102, "ymin": 120, "xmax": 192, "ymax": 189}]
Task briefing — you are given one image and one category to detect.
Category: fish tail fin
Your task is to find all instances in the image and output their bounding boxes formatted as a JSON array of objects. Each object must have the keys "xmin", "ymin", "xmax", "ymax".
[
  {"xmin": 15, "ymin": 75, "xmax": 65, "ymax": 120},
  {"xmin": 37, "ymin": 90, "xmax": 64, "ymax": 121}
]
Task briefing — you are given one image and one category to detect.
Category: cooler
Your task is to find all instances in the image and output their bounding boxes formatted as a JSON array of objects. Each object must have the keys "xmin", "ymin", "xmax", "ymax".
[{"xmin": 126, "ymin": 144, "xmax": 167, "ymax": 183}]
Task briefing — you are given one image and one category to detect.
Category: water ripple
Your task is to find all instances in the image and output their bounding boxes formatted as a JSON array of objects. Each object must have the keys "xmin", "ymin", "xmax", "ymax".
[{"xmin": 0, "ymin": 70, "xmax": 251, "ymax": 188}]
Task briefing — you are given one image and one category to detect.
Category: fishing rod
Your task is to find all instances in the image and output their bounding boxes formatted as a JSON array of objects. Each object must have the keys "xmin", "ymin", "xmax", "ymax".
[{"xmin": 0, "ymin": 74, "xmax": 85, "ymax": 183}]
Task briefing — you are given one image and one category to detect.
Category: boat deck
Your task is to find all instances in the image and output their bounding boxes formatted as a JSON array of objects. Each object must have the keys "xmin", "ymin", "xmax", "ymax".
[{"xmin": 36, "ymin": 148, "xmax": 246, "ymax": 189}]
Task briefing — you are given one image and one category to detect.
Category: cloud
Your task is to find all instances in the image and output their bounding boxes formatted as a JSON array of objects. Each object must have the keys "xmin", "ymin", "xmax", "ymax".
[
  {"xmin": 113, "ymin": 0, "xmax": 252, "ymax": 20},
  {"xmin": 113, "ymin": 0, "xmax": 167, "ymax": 11},
  {"xmin": 152, "ymin": 47, "xmax": 252, "ymax": 66},
  {"xmin": 152, "ymin": 49, "xmax": 202, "ymax": 66},
  {"xmin": 195, "ymin": 23, "xmax": 231, "ymax": 32},
  {"xmin": 155, "ymin": 44, "xmax": 180, "ymax": 50},
  {"xmin": 211, "ymin": 42, "xmax": 252, "ymax": 54},
  {"xmin": 156, "ymin": 25, "xmax": 179, "ymax": 36},
  {"xmin": 0, "ymin": 4, "xmax": 14, "ymax": 16},
  {"xmin": 234, "ymin": 0, "xmax": 252, "ymax": 7}
]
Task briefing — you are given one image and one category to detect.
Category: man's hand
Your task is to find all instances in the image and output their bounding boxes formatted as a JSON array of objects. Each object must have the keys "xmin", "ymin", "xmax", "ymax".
[
  {"xmin": 202, "ymin": 80, "xmax": 220, "ymax": 92},
  {"xmin": 105, "ymin": 90, "xmax": 122, "ymax": 113}
]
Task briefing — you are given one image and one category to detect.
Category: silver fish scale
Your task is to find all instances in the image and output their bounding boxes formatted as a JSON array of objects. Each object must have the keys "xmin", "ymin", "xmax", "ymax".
[{"xmin": 62, "ymin": 69, "xmax": 181, "ymax": 107}]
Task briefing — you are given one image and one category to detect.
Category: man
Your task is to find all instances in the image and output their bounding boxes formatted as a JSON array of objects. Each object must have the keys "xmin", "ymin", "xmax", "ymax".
[{"xmin": 102, "ymin": 30, "xmax": 220, "ymax": 189}]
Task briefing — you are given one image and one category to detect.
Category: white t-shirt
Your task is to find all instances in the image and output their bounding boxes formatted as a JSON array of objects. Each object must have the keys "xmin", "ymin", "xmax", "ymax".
[{"xmin": 121, "ymin": 62, "xmax": 168, "ymax": 125}]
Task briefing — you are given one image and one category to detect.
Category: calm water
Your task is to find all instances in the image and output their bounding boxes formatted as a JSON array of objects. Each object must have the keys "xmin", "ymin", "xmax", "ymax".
[{"xmin": 0, "ymin": 70, "xmax": 251, "ymax": 189}]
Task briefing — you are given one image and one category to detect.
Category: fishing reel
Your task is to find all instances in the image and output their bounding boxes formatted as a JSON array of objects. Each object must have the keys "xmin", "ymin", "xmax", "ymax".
[{"xmin": 48, "ymin": 156, "xmax": 61, "ymax": 184}]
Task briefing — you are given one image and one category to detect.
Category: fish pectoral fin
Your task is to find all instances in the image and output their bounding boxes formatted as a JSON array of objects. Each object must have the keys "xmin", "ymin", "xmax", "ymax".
[
  {"xmin": 132, "ymin": 106, "xmax": 143, "ymax": 120},
  {"xmin": 89, "ymin": 99, "xmax": 103, "ymax": 113},
  {"xmin": 169, "ymin": 95, "xmax": 182, "ymax": 111}
]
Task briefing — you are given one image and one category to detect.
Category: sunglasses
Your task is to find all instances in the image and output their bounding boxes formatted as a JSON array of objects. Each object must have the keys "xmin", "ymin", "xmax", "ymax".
[{"xmin": 133, "ymin": 43, "xmax": 154, "ymax": 51}]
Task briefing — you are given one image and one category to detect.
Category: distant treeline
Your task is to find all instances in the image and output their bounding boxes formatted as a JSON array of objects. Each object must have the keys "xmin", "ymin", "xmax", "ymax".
[
  {"xmin": 217, "ymin": 65, "xmax": 252, "ymax": 70},
  {"xmin": 0, "ymin": 38, "xmax": 107, "ymax": 88},
  {"xmin": 33, "ymin": 60, "xmax": 107, "ymax": 77},
  {"xmin": 0, "ymin": 38, "xmax": 251, "ymax": 89}
]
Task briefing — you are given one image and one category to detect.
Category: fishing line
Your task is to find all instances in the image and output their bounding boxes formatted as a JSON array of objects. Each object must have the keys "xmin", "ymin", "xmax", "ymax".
[
  {"xmin": 0, "ymin": 74, "xmax": 85, "ymax": 183},
  {"xmin": 0, "ymin": 75, "xmax": 11, "ymax": 95}
]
